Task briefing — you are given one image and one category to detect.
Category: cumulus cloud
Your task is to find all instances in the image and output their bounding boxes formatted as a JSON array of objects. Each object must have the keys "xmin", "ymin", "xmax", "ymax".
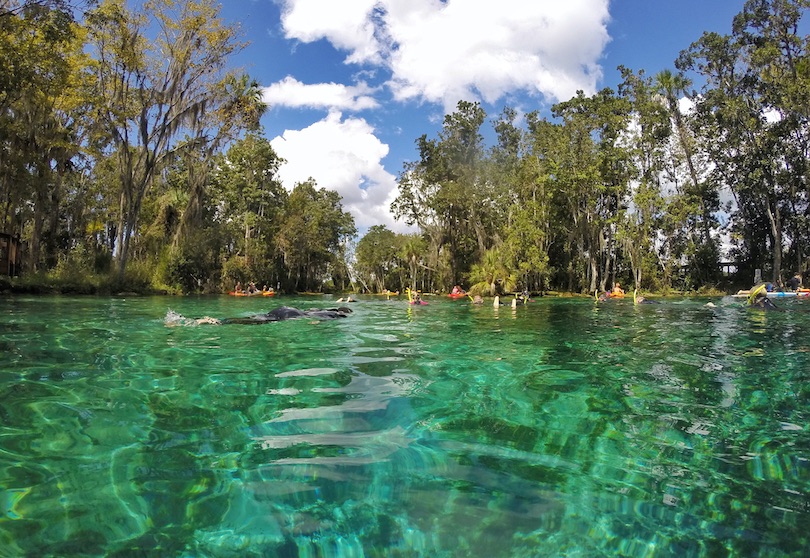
[
  {"xmin": 279, "ymin": 0, "xmax": 382, "ymax": 64},
  {"xmin": 262, "ymin": 76, "xmax": 380, "ymax": 111},
  {"xmin": 278, "ymin": 0, "xmax": 610, "ymax": 110},
  {"xmin": 269, "ymin": 111, "xmax": 412, "ymax": 233}
]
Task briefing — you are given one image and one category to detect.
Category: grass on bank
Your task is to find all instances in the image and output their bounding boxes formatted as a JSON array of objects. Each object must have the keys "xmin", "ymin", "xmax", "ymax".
[{"xmin": 0, "ymin": 260, "xmax": 179, "ymax": 296}]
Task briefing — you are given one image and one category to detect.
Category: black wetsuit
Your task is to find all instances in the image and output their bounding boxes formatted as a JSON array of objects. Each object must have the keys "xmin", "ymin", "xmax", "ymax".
[
  {"xmin": 750, "ymin": 296, "xmax": 778, "ymax": 310},
  {"xmin": 221, "ymin": 306, "xmax": 352, "ymax": 324}
]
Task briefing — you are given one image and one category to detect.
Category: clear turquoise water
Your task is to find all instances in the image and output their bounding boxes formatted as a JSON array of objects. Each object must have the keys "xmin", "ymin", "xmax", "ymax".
[{"xmin": 1, "ymin": 294, "xmax": 809, "ymax": 557}]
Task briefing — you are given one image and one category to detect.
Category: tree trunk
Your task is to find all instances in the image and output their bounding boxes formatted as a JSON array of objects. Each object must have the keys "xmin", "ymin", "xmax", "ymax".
[
  {"xmin": 600, "ymin": 237, "xmax": 611, "ymax": 293},
  {"xmin": 173, "ymin": 162, "xmax": 207, "ymax": 248},
  {"xmin": 766, "ymin": 198, "xmax": 782, "ymax": 284},
  {"xmin": 46, "ymin": 168, "xmax": 63, "ymax": 268},
  {"xmin": 29, "ymin": 199, "xmax": 43, "ymax": 272},
  {"xmin": 115, "ymin": 189, "xmax": 126, "ymax": 273},
  {"xmin": 117, "ymin": 211, "xmax": 135, "ymax": 280}
]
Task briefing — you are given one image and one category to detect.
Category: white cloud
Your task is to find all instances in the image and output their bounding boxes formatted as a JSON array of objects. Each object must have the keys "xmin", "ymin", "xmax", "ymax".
[
  {"xmin": 277, "ymin": 0, "xmax": 610, "ymax": 110},
  {"xmin": 279, "ymin": 0, "xmax": 382, "ymax": 64},
  {"xmin": 269, "ymin": 111, "xmax": 413, "ymax": 233},
  {"xmin": 262, "ymin": 76, "xmax": 380, "ymax": 111}
]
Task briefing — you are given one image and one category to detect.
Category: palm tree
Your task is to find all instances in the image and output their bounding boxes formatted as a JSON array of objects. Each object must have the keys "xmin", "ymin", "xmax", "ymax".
[
  {"xmin": 469, "ymin": 246, "xmax": 516, "ymax": 296},
  {"xmin": 400, "ymin": 235, "xmax": 426, "ymax": 291}
]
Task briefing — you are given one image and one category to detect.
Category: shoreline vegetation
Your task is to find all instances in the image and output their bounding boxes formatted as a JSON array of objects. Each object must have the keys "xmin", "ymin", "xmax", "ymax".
[{"xmin": 0, "ymin": 274, "xmax": 730, "ymax": 298}]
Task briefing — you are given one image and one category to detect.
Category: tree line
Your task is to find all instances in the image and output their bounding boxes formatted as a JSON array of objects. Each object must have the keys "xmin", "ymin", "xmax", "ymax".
[
  {"xmin": 359, "ymin": 0, "xmax": 810, "ymax": 296},
  {"xmin": 2, "ymin": 0, "xmax": 808, "ymax": 295}
]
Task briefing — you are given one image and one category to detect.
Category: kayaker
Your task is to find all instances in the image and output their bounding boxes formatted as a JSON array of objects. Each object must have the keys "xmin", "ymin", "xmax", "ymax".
[{"xmin": 787, "ymin": 273, "xmax": 803, "ymax": 291}]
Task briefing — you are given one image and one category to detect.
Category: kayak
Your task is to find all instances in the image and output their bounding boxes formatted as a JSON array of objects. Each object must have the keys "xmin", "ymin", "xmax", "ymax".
[
  {"xmin": 732, "ymin": 290, "xmax": 809, "ymax": 298},
  {"xmin": 448, "ymin": 292, "xmax": 466, "ymax": 299},
  {"xmin": 229, "ymin": 291, "xmax": 275, "ymax": 297}
]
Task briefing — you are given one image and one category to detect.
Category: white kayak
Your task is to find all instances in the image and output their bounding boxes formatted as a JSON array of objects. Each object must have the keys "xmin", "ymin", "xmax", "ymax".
[{"xmin": 731, "ymin": 290, "xmax": 810, "ymax": 298}]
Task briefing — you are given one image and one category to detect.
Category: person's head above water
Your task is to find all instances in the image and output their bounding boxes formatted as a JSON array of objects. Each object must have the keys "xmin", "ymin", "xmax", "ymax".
[{"xmin": 748, "ymin": 285, "xmax": 777, "ymax": 310}]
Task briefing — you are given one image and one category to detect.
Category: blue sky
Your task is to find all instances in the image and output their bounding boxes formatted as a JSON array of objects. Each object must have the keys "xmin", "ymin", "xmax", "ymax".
[{"xmin": 216, "ymin": 0, "xmax": 745, "ymax": 234}]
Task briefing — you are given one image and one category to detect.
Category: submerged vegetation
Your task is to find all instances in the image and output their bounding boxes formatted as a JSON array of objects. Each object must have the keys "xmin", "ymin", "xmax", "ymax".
[{"xmin": 1, "ymin": 0, "xmax": 809, "ymax": 295}]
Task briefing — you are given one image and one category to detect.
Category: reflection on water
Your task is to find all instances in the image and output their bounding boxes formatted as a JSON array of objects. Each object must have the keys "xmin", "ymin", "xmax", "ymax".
[{"xmin": 1, "ymin": 295, "xmax": 809, "ymax": 556}]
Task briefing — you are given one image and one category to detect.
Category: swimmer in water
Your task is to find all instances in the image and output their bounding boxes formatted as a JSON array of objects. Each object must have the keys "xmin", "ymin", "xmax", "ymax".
[
  {"xmin": 747, "ymin": 284, "xmax": 778, "ymax": 310},
  {"xmin": 165, "ymin": 306, "xmax": 353, "ymax": 326}
]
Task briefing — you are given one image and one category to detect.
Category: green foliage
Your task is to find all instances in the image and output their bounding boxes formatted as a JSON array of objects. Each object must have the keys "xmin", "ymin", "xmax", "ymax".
[
  {"xmin": 161, "ymin": 234, "xmax": 216, "ymax": 294},
  {"xmin": 115, "ymin": 259, "xmax": 158, "ymax": 292},
  {"xmin": 163, "ymin": 254, "xmax": 200, "ymax": 294},
  {"xmin": 504, "ymin": 200, "xmax": 551, "ymax": 291},
  {"xmin": 391, "ymin": 101, "xmax": 488, "ymax": 289},
  {"xmin": 355, "ymin": 225, "xmax": 399, "ymax": 292},
  {"xmin": 685, "ymin": 239, "xmax": 723, "ymax": 290},
  {"xmin": 398, "ymin": 234, "xmax": 429, "ymax": 291},
  {"xmin": 276, "ymin": 179, "xmax": 356, "ymax": 292},
  {"xmin": 46, "ymin": 248, "xmax": 105, "ymax": 294},
  {"xmin": 85, "ymin": 0, "xmax": 248, "ymax": 280},
  {"xmin": 468, "ymin": 247, "xmax": 517, "ymax": 296},
  {"xmin": 221, "ymin": 256, "xmax": 250, "ymax": 290},
  {"xmin": 676, "ymin": 0, "xmax": 810, "ymax": 283}
]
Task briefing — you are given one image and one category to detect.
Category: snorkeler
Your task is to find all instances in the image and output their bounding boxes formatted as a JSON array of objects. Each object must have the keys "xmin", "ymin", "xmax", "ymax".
[
  {"xmin": 166, "ymin": 306, "xmax": 353, "ymax": 326},
  {"xmin": 747, "ymin": 284, "xmax": 778, "ymax": 310},
  {"xmin": 633, "ymin": 290, "xmax": 659, "ymax": 305},
  {"xmin": 750, "ymin": 294, "xmax": 777, "ymax": 310}
]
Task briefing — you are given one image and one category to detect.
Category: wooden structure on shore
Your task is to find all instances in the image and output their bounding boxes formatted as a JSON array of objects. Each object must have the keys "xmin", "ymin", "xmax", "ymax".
[{"xmin": 0, "ymin": 232, "xmax": 21, "ymax": 276}]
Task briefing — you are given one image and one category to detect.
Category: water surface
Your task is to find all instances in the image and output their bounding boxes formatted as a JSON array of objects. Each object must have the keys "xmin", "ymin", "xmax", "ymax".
[{"xmin": 1, "ymin": 294, "xmax": 808, "ymax": 557}]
